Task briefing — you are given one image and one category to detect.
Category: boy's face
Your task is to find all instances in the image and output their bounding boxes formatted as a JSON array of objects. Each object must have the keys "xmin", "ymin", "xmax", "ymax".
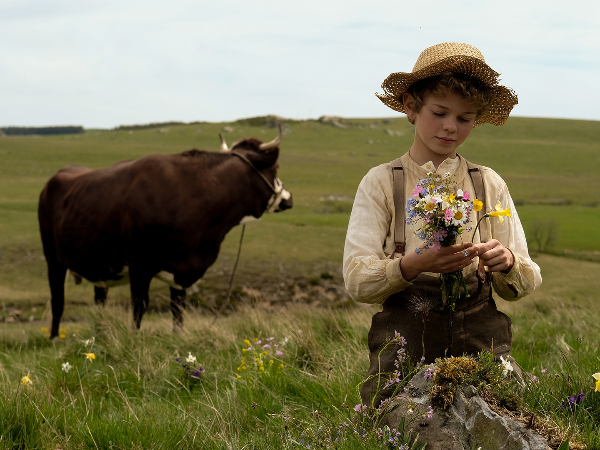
[{"xmin": 404, "ymin": 88, "xmax": 477, "ymax": 165}]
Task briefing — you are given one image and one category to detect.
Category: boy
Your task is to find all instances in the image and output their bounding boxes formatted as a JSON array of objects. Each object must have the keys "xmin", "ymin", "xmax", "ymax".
[{"xmin": 342, "ymin": 43, "xmax": 542, "ymax": 406}]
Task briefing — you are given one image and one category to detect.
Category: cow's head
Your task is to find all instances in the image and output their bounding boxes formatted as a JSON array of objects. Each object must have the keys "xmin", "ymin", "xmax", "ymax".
[{"xmin": 220, "ymin": 127, "xmax": 293, "ymax": 218}]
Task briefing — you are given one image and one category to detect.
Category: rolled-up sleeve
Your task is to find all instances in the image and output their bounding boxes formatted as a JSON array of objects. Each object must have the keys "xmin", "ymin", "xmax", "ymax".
[
  {"xmin": 343, "ymin": 171, "xmax": 412, "ymax": 304},
  {"xmin": 486, "ymin": 175, "xmax": 542, "ymax": 300}
]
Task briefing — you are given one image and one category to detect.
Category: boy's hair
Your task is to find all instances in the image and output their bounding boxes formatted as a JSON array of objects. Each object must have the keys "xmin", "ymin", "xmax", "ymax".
[{"xmin": 404, "ymin": 72, "xmax": 492, "ymax": 124}]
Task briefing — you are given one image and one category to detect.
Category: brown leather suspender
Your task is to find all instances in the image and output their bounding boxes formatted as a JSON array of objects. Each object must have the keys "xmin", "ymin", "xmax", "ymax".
[{"xmin": 391, "ymin": 158, "xmax": 405, "ymax": 256}]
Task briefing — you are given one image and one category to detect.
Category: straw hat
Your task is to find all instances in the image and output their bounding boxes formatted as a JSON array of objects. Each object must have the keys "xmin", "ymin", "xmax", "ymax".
[{"xmin": 376, "ymin": 42, "xmax": 518, "ymax": 126}]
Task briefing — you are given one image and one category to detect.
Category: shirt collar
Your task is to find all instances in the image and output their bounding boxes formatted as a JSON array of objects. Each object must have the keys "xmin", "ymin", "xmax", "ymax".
[{"xmin": 419, "ymin": 156, "xmax": 461, "ymax": 176}]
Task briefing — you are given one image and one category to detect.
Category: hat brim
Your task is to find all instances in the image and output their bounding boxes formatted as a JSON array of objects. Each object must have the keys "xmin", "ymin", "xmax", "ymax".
[{"xmin": 376, "ymin": 55, "xmax": 518, "ymax": 126}]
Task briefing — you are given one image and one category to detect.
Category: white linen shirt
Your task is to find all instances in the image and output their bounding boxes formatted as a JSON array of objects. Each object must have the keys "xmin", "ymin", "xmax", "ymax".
[{"xmin": 343, "ymin": 152, "xmax": 542, "ymax": 305}]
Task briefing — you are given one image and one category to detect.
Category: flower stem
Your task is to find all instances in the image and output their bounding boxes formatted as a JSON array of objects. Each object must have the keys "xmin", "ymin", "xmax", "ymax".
[{"xmin": 471, "ymin": 214, "xmax": 490, "ymax": 243}]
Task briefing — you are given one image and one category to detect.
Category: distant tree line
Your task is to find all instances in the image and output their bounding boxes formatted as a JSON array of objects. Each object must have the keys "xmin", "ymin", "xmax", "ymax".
[
  {"xmin": 0, "ymin": 126, "xmax": 84, "ymax": 136},
  {"xmin": 114, "ymin": 121, "xmax": 192, "ymax": 131}
]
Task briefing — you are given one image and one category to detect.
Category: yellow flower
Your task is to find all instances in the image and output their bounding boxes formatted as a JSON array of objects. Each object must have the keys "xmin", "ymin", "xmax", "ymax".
[
  {"xmin": 269, "ymin": 360, "xmax": 274, "ymax": 364},
  {"xmin": 447, "ymin": 194, "xmax": 455, "ymax": 202},
  {"xmin": 279, "ymin": 364, "xmax": 284, "ymax": 369},
  {"xmin": 242, "ymin": 348, "xmax": 247, "ymax": 353},
  {"xmin": 488, "ymin": 201, "xmax": 512, "ymax": 225},
  {"xmin": 85, "ymin": 353, "xmax": 95, "ymax": 361},
  {"xmin": 259, "ymin": 366, "xmax": 265, "ymax": 372},
  {"xmin": 244, "ymin": 339, "xmax": 251, "ymax": 347},
  {"xmin": 21, "ymin": 374, "xmax": 32, "ymax": 386},
  {"xmin": 236, "ymin": 375, "xmax": 242, "ymax": 379},
  {"xmin": 473, "ymin": 199, "xmax": 483, "ymax": 212},
  {"xmin": 253, "ymin": 338, "xmax": 259, "ymax": 342},
  {"xmin": 593, "ymin": 373, "xmax": 600, "ymax": 392},
  {"xmin": 59, "ymin": 334, "xmax": 66, "ymax": 339}
]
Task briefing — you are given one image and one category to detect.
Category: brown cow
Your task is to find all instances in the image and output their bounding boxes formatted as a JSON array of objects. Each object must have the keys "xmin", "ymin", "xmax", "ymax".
[{"xmin": 39, "ymin": 129, "xmax": 292, "ymax": 338}]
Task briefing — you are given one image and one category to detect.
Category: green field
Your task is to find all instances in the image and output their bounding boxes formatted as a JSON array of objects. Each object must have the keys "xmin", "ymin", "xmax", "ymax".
[{"xmin": 1, "ymin": 116, "xmax": 600, "ymax": 448}]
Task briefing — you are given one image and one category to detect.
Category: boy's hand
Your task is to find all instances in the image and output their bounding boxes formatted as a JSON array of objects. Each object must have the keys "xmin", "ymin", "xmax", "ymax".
[
  {"xmin": 473, "ymin": 239, "xmax": 514, "ymax": 274},
  {"xmin": 400, "ymin": 242, "xmax": 477, "ymax": 281}
]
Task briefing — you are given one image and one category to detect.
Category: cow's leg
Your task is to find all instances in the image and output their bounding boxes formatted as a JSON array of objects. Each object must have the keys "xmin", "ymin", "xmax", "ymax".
[
  {"xmin": 129, "ymin": 269, "xmax": 153, "ymax": 329},
  {"xmin": 48, "ymin": 263, "xmax": 68, "ymax": 339},
  {"xmin": 170, "ymin": 287, "xmax": 186, "ymax": 332},
  {"xmin": 94, "ymin": 286, "xmax": 108, "ymax": 305}
]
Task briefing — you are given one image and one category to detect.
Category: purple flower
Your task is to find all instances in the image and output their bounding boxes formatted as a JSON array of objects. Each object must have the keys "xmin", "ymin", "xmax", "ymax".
[
  {"xmin": 262, "ymin": 344, "xmax": 271, "ymax": 349},
  {"xmin": 353, "ymin": 404, "xmax": 368, "ymax": 412},
  {"xmin": 422, "ymin": 406, "xmax": 434, "ymax": 420},
  {"xmin": 560, "ymin": 393, "xmax": 585, "ymax": 410},
  {"xmin": 432, "ymin": 229, "xmax": 448, "ymax": 242},
  {"xmin": 275, "ymin": 350, "xmax": 283, "ymax": 357},
  {"xmin": 423, "ymin": 368, "xmax": 434, "ymax": 380}
]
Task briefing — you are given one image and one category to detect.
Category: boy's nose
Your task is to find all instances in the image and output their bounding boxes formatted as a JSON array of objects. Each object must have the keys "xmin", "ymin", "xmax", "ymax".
[{"xmin": 442, "ymin": 119, "xmax": 457, "ymax": 133}]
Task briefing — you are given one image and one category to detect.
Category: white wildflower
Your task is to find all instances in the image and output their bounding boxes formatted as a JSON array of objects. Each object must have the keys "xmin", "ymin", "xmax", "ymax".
[
  {"xmin": 500, "ymin": 356, "xmax": 514, "ymax": 376},
  {"xmin": 185, "ymin": 352, "xmax": 197, "ymax": 364},
  {"xmin": 62, "ymin": 362, "xmax": 72, "ymax": 373}
]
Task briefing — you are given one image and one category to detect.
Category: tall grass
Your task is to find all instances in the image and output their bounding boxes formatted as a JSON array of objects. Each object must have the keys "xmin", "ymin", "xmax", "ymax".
[{"xmin": 1, "ymin": 279, "xmax": 599, "ymax": 449}]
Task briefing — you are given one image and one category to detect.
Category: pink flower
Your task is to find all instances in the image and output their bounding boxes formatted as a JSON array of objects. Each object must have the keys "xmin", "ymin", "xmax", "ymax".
[
  {"xmin": 463, "ymin": 191, "xmax": 470, "ymax": 200},
  {"xmin": 353, "ymin": 404, "xmax": 368, "ymax": 412},
  {"xmin": 444, "ymin": 209, "xmax": 453, "ymax": 221},
  {"xmin": 432, "ymin": 229, "xmax": 447, "ymax": 241},
  {"xmin": 275, "ymin": 350, "xmax": 283, "ymax": 357},
  {"xmin": 412, "ymin": 186, "xmax": 424, "ymax": 197},
  {"xmin": 431, "ymin": 242, "xmax": 441, "ymax": 251}
]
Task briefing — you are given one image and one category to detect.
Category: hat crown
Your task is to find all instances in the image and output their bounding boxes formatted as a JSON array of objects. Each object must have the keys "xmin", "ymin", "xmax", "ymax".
[{"xmin": 412, "ymin": 42, "xmax": 485, "ymax": 73}]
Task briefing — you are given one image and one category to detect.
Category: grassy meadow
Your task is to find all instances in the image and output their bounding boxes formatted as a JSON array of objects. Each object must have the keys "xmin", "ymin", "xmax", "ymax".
[{"xmin": 1, "ymin": 116, "xmax": 600, "ymax": 448}]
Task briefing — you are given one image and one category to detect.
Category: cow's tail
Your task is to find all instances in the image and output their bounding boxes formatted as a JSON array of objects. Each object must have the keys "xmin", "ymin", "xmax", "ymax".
[{"xmin": 38, "ymin": 181, "xmax": 67, "ymax": 339}]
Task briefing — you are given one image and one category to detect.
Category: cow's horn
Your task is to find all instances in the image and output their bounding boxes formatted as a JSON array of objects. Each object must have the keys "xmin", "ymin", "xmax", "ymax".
[
  {"xmin": 258, "ymin": 125, "xmax": 283, "ymax": 151},
  {"xmin": 219, "ymin": 134, "xmax": 230, "ymax": 152}
]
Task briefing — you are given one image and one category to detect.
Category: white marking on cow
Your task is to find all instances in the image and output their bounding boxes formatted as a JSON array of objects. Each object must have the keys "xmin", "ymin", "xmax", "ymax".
[{"xmin": 266, "ymin": 178, "xmax": 291, "ymax": 213}]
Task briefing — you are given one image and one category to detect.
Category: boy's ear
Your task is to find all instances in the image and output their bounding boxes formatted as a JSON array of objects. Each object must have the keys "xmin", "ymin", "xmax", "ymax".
[{"xmin": 403, "ymin": 93, "xmax": 417, "ymax": 122}]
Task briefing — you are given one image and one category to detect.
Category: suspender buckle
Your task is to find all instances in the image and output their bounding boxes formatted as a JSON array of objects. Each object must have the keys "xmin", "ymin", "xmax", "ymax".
[{"xmin": 395, "ymin": 242, "xmax": 405, "ymax": 256}]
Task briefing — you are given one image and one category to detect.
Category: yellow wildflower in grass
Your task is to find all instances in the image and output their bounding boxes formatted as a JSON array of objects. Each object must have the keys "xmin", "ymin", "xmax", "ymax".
[
  {"xmin": 244, "ymin": 339, "xmax": 251, "ymax": 347},
  {"xmin": 237, "ymin": 375, "xmax": 242, "ymax": 380},
  {"xmin": 21, "ymin": 374, "xmax": 32, "ymax": 386},
  {"xmin": 242, "ymin": 348, "xmax": 247, "ymax": 353},
  {"xmin": 269, "ymin": 360, "xmax": 274, "ymax": 364},
  {"xmin": 473, "ymin": 199, "xmax": 483, "ymax": 212},
  {"xmin": 59, "ymin": 334, "xmax": 66, "ymax": 339},
  {"xmin": 593, "ymin": 373, "xmax": 600, "ymax": 392},
  {"xmin": 85, "ymin": 353, "xmax": 95, "ymax": 361},
  {"xmin": 488, "ymin": 200, "xmax": 512, "ymax": 225},
  {"xmin": 41, "ymin": 327, "xmax": 48, "ymax": 333},
  {"xmin": 279, "ymin": 364, "xmax": 284, "ymax": 369}
]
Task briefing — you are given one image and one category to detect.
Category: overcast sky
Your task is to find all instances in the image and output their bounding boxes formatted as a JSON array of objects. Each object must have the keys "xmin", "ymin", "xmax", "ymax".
[{"xmin": 1, "ymin": 0, "xmax": 599, "ymax": 128}]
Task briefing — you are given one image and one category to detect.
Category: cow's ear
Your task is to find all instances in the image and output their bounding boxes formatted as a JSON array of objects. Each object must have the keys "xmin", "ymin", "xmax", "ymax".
[{"xmin": 248, "ymin": 148, "xmax": 279, "ymax": 170}]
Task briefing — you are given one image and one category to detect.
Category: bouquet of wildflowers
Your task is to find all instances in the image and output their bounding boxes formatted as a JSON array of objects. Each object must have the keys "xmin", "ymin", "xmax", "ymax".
[{"xmin": 406, "ymin": 172, "xmax": 475, "ymax": 310}]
